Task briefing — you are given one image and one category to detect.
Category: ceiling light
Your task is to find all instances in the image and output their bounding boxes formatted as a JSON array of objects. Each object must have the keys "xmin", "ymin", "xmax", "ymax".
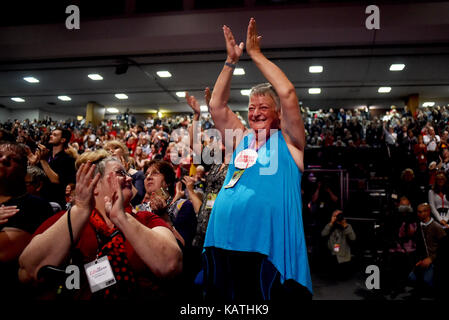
[
  {"xmin": 423, "ymin": 102, "xmax": 435, "ymax": 107},
  {"xmin": 23, "ymin": 77, "xmax": 39, "ymax": 83},
  {"xmin": 309, "ymin": 66, "xmax": 323, "ymax": 73},
  {"xmin": 88, "ymin": 74, "xmax": 103, "ymax": 80},
  {"xmin": 233, "ymin": 68, "xmax": 245, "ymax": 75},
  {"xmin": 378, "ymin": 87, "xmax": 391, "ymax": 93},
  {"xmin": 200, "ymin": 105, "xmax": 208, "ymax": 112},
  {"xmin": 115, "ymin": 93, "xmax": 128, "ymax": 100},
  {"xmin": 389, "ymin": 64, "xmax": 405, "ymax": 71},
  {"xmin": 11, "ymin": 97, "xmax": 25, "ymax": 102},
  {"xmin": 241, "ymin": 89, "xmax": 251, "ymax": 96},
  {"xmin": 176, "ymin": 92, "xmax": 186, "ymax": 98},
  {"xmin": 308, "ymin": 88, "xmax": 321, "ymax": 94},
  {"xmin": 107, "ymin": 107, "xmax": 119, "ymax": 113},
  {"xmin": 77, "ymin": 115, "xmax": 84, "ymax": 121},
  {"xmin": 58, "ymin": 96, "xmax": 71, "ymax": 101},
  {"xmin": 158, "ymin": 111, "xmax": 163, "ymax": 118},
  {"xmin": 157, "ymin": 71, "xmax": 172, "ymax": 78}
]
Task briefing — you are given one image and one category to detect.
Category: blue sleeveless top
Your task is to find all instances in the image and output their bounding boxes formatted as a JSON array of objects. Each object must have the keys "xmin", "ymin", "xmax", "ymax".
[{"xmin": 203, "ymin": 130, "xmax": 312, "ymax": 294}]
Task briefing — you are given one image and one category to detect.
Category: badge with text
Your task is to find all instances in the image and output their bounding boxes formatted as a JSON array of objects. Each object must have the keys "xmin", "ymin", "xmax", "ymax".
[
  {"xmin": 84, "ymin": 256, "xmax": 116, "ymax": 293},
  {"xmin": 206, "ymin": 193, "xmax": 217, "ymax": 209},
  {"xmin": 333, "ymin": 244, "xmax": 341, "ymax": 253},
  {"xmin": 224, "ymin": 170, "xmax": 245, "ymax": 189},
  {"xmin": 234, "ymin": 149, "xmax": 258, "ymax": 169}
]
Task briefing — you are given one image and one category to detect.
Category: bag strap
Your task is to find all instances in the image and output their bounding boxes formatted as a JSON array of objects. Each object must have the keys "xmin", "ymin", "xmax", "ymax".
[{"xmin": 67, "ymin": 207, "xmax": 76, "ymax": 255}]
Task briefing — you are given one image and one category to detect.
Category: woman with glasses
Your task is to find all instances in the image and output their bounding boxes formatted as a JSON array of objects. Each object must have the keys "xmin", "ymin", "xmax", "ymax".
[
  {"xmin": 18, "ymin": 150, "xmax": 182, "ymax": 299},
  {"xmin": 104, "ymin": 140, "xmax": 146, "ymax": 207}
]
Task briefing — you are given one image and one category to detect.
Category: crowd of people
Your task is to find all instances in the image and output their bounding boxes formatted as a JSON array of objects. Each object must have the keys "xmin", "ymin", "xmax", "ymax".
[{"xmin": 1, "ymin": 19, "xmax": 449, "ymax": 301}]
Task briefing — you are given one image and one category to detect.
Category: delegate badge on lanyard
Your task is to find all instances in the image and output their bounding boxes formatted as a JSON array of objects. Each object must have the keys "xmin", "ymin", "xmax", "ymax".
[
  {"xmin": 205, "ymin": 193, "xmax": 217, "ymax": 209},
  {"xmin": 234, "ymin": 148, "xmax": 258, "ymax": 169},
  {"xmin": 84, "ymin": 256, "xmax": 117, "ymax": 293},
  {"xmin": 224, "ymin": 169, "xmax": 245, "ymax": 189}
]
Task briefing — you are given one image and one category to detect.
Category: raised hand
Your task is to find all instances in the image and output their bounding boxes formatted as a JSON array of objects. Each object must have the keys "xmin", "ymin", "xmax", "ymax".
[
  {"xmin": 182, "ymin": 176, "xmax": 195, "ymax": 192},
  {"xmin": 74, "ymin": 161, "xmax": 101, "ymax": 213},
  {"xmin": 204, "ymin": 87, "xmax": 211, "ymax": 108},
  {"xmin": 105, "ymin": 172, "xmax": 125, "ymax": 223},
  {"xmin": 246, "ymin": 17, "xmax": 262, "ymax": 58},
  {"xmin": 223, "ymin": 25, "xmax": 244, "ymax": 64},
  {"xmin": 0, "ymin": 205, "xmax": 19, "ymax": 225},
  {"xmin": 37, "ymin": 144, "xmax": 50, "ymax": 160},
  {"xmin": 25, "ymin": 145, "xmax": 40, "ymax": 165},
  {"xmin": 185, "ymin": 92, "xmax": 201, "ymax": 115}
]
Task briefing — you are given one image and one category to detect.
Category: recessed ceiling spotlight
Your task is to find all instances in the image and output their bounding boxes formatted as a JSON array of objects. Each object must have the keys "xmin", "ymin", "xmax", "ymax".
[
  {"xmin": 115, "ymin": 93, "xmax": 128, "ymax": 100},
  {"xmin": 176, "ymin": 92, "xmax": 186, "ymax": 98},
  {"xmin": 11, "ymin": 97, "xmax": 25, "ymax": 102},
  {"xmin": 308, "ymin": 88, "xmax": 321, "ymax": 94},
  {"xmin": 389, "ymin": 64, "xmax": 405, "ymax": 71},
  {"xmin": 378, "ymin": 87, "xmax": 392, "ymax": 93},
  {"xmin": 88, "ymin": 74, "xmax": 103, "ymax": 80},
  {"xmin": 157, "ymin": 71, "xmax": 172, "ymax": 78},
  {"xmin": 107, "ymin": 107, "xmax": 119, "ymax": 113},
  {"xmin": 423, "ymin": 102, "xmax": 435, "ymax": 107},
  {"xmin": 58, "ymin": 96, "xmax": 72, "ymax": 101},
  {"xmin": 233, "ymin": 68, "xmax": 245, "ymax": 75},
  {"xmin": 23, "ymin": 77, "xmax": 39, "ymax": 83},
  {"xmin": 240, "ymin": 89, "xmax": 251, "ymax": 96},
  {"xmin": 309, "ymin": 66, "xmax": 323, "ymax": 73}
]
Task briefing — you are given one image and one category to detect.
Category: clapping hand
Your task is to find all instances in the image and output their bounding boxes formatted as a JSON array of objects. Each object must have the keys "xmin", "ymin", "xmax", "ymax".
[
  {"xmin": 182, "ymin": 176, "xmax": 195, "ymax": 192},
  {"xmin": 204, "ymin": 87, "xmax": 211, "ymax": 108},
  {"xmin": 0, "ymin": 205, "xmax": 19, "ymax": 225},
  {"xmin": 223, "ymin": 24, "xmax": 244, "ymax": 64},
  {"xmin": 37, "ymin": 144, "xmax": 50, "ymax": 160},
  {"xmin": 186, "ymin": 92, "xmax": 201, "ymax": 115},
  {"xmin": 246, "ymin": 18, "xmax": 262, "ymax": 58},
  {"xmin": 74, "ymin": 161, "xmax": 101, "ymax": 213}
]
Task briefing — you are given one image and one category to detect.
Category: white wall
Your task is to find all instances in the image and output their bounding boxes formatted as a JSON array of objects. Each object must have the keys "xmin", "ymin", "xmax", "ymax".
[
  {"xmin": 0, "ymin": 108, "xmax": 11, "ymax": 122},
  {"xmin": 39, "ymin": 110, "xmax": 76, "ymax": 122},
  {"xmin": 8, "ymin": 109, "xmax": 39, "ymax": 122}
]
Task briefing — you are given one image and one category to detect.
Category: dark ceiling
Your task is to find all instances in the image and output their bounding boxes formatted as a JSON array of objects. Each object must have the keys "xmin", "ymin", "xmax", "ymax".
[{"xmin": 1, "ymin": 0, "xmax": 449, "ymax": 117}]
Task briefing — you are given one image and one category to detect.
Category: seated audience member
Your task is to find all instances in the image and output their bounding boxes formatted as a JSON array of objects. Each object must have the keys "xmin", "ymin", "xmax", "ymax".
[
  {"xmin": 428, "ymin": 172, "xmax": 449, "ymax": 227},
  {"xmin": 65, "ymin": 183, "xmax": 76, "ymax": 210},
  {"xmin": 321, "ymin": 210, "xmax": 356, "ymax": 279},
  {"xmin": 18, "ymin": 150, "xmax": 182, "ymax": 300},
  {"xmin": 408, "ymin": 203, "xmax": 447, "ymax": 297},
  {"xmin": 138, "ymin": 160, "xmax": 197, "ymax": 248},
  {"xmin": 25, "ymin": 165, "xmax": 62, "ymax": 213},
  {"xmin": 0, "ymin": 141, "xmax": 54, "ymax": 299}
]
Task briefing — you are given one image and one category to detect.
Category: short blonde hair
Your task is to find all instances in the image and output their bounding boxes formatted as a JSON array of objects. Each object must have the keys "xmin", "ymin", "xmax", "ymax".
[
  {"xmin": 103, "ymin": 140, "xmax": 129, "ymax": 162},
  {"xmin": 75, "ymin": 149, "xmax": 110, "ymax": 170},
  {"xmin": 75, "ymin": 149, "xmax": 121, "ymax": 178}
]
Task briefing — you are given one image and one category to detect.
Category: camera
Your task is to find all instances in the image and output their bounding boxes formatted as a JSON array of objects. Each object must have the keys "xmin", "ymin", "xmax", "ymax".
[{"xmin": 336, "ymin": 213, "xmax": 344, "ymax": 222}]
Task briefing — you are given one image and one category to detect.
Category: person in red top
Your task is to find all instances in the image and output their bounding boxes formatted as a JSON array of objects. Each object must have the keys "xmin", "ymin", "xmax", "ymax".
[{"xmin": 18, "ymin": 150, "xmax": 182, "ymax": 299}]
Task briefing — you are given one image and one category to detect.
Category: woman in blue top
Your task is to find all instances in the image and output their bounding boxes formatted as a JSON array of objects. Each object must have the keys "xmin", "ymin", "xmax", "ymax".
[{"xmin": 203, "ymin": 18, "xmax": 312, "ymax": 301}]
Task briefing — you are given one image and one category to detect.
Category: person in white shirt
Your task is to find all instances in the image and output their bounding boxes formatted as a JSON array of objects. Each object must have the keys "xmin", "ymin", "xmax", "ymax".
[
  {"xmin": 423, "ymin": 126, "xmax": 440, "ymax": 163},
  {"xmin": 428, "ymin": 172, "xmax": 449, "ymax": 227}
]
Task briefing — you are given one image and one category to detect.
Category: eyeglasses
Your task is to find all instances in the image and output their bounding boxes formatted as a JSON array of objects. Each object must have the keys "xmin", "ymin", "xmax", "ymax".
[{"xmin": 114, "ymin": 169, "xmax": 132, "ymax": 179}]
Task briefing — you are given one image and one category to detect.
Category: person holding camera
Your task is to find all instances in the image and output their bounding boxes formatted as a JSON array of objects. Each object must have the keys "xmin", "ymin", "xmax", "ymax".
[{"xmin": 321, "ymin": 209, "xmax": 356, "ymax": 279}]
